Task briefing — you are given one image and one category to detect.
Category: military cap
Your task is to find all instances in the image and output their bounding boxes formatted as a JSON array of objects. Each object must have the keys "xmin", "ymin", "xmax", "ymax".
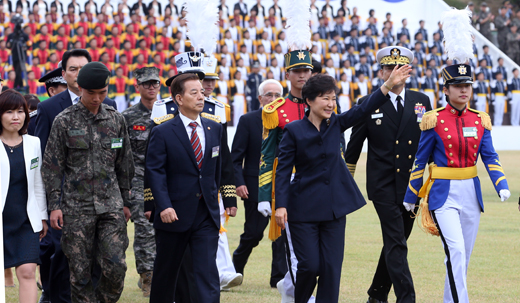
[
  {"xmin": 441, "ymin": 64, "xmax": 473, "ymax": 85},
  {"xmin": 77, "ymin": 62, "xmax": 111, "ymax": 89},
  {"xmin": 284, "ymin": 50, "xmax": 313, "ymax": 71},
  {"xmin": 165, "ymin": 51, "xmax": 205, "ymax": 86},
  {"xmin": 202, "ymin": 56, "xmax": 219, "ymax": 80},
  {"xmin": 39, "ymin": 67, "xmax": 66, "ymax": 85},
  {"xmin": 135, "ymin": 67, "xmax": 160, "ymax": 83},
  {"xmin": 376, "ymin": 46, "xmax": 414, "ymax": 66}
]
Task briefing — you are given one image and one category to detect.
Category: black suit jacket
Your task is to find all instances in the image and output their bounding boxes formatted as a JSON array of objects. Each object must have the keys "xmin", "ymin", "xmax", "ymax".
[
  {"xmin": 35, "ymin": 90, "xmax": 117, "ymax": 154},
  {"xmin": 233, "ymin": 2, "xmax": 248, "ymax": 17},
  {"xmin": 345, "ymin": 90, "xmax": 431, "ymax": 203},
  {"xmin": 146, "ymin": 115, "xmax": 222, "ymax": 233},
  {"xmin": 231, "ymin": 109, "xmax": 262, "ymax": 203}
]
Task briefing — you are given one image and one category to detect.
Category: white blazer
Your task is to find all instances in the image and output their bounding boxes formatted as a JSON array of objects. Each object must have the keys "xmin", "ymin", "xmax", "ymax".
[{"xmin": 1, "ymin": 134, "xmax": 47, "ymax": 232}]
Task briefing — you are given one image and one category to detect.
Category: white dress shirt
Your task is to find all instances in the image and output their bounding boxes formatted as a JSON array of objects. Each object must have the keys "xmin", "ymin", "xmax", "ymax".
[
  {"xmin": 69, "ymin": 90, "xmax": 80, "ymax": 105},
  {"xmin": 179, "ymin": 112, "xmax": 205, "ymax": 157},
  {"xmin": 388, "ymin": 89, "xmax": 406, "ymax": 111}
]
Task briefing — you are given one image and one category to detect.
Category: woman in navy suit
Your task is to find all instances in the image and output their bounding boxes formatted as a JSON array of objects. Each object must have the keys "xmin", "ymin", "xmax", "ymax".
[
  {"xmin": 275, "ymin": 68, "xmax": 410, "ymax": 303},
  {"xmin": 0, "ymin": 90, "xmax": 48, "ymax": 303}
]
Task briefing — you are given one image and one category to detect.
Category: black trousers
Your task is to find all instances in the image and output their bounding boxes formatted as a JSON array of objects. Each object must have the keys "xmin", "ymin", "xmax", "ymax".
[
  {"xmin": 232, "ymin": 198, "xmax": 287, "ymax": 287},
  {"xmin": 368, "ymin": 200, "xmax": 416, "ymax": 303},
  {"xmin": 150, "ymin": 199, "xmax": 220, "ymax": 303},
  {"xmin": 174, "ymin": 246, "xmax": 200, "ymax": 303},
  {"xmin": 289, "ymin": 217, "xmax": 346, "ymax": 303}
]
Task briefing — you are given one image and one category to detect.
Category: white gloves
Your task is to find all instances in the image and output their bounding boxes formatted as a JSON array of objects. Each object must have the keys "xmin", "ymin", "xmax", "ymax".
[
  {"xmin": 258, "ymin": 201, "xmax": 272, "ymax": 217},
  {"xmin": 499, "ymin": 189, "xmax": 511, "ymax": 202},
  {"xmin": 403, "ymin": 202, "xmax": 415, "ymax": 212}
]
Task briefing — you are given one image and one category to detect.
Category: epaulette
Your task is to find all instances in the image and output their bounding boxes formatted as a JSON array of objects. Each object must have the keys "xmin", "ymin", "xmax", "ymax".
[
  {"xmin": 262, "ymin": 97, "xmax": 285, "ymax": 129},
  {"xmin": 201, "ymin": 112, "xmax": 221, "ymax": 123},
  {"xmin": 153, "ymin": 114, "xmax": 174, "ymax": 125},
  {"xmin": 419, "ymin": 107, "xmax": 445, "ymax": 131},
  {"xmin": 468, "ymin": 108, "xmax": 492, "ymax": 130},
  {"xmin": 224, "ymin": 103, "xmax": 231, "ymax": 122}
]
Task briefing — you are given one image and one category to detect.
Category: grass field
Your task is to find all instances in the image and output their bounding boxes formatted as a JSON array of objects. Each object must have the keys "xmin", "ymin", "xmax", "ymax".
[{"xmin": 6, "ymin": 151, "xmax": 520, "ymax": 302}]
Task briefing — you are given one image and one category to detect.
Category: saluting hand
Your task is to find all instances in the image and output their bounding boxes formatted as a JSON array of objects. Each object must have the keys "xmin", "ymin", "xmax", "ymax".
[
  {"xmin": 275, "ymin": 207, "xmax": 287, "ymax": 230},
  {"xmin": 160, "ymin": 207, "xmax": 178, "ymax": 223},
  {"xmin": 386, "ymin": 64, "xmax": 412, "ymax": 89},
  {"xmin": 50, "ymin": 210, "xmax": 63, "ymax": 230}
]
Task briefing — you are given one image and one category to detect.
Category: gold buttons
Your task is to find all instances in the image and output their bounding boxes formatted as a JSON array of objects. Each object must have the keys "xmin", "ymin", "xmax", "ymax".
[
  {"xmin": 408, "ymin": 155, "xmax": 412, "ymax": 159},
  {"xmin": 447, "ymin": 135, "xmax": 452, "ymax": 139},
  {"xmin": 449, "ymin": 153, "xmax": 453, "ymax": 156},
  {"xmin": 474, "ymin": 153, "xmax": 477, "ymax": 156},
  {"xmin": 409, "ymin": 169, "xmax": 412, "ymax": 172},
  {"xmin": 396, "ymin": 140, "xmax": 399, "ymax": 144},
  {"xmin": 396, "ymin": 155, "xmax": 400, "ymax": 159},
  {"xmin": 285, "ymin": 119, "xmax": 290, "ymax": 122},
  {"xmin": 474, "ymin": 161, "xmax": 477, "ymax": 164},
  {"xmin": 473, "ymin": 144, "xmax": 477, "ymax": 148},
  {"xmin": 408, "ymin": 140, "xmax": 412, "ymax": 144},
  {"xmin": 397, "ymin": 168, "xmax": 400, "ymax": 172},
  {"xmin": 441, "ymin": 120, "xmax": 445, "ymax": 124},
  {"xmin": 283, "ymin": 114, "xmax": 287, "ymax": 117},
  {"xmin": 474, "ymin": 136, "xmax": 478, "ymax": 140},
  {"xmin": 477, "ymin": 114, "xmax": 481, "ymax": 117},
  {"xmin": 475, "ymin": 121, "xmax": 479, "ymax": 125},
  {"xmin": 444, "ymin": 128, "xmax": 448, "ymax": 132},
  {"xmin": 436, "ymin": 113, "xmax": 439, "ymax": 116},
  {"xmin": 450, "ymin": 160, "xmax": 454, "ymax": 164},
  {"xmin": 281, "ymin": 110, "xmax": 285, "ymax": 113},
  {"xmin": 448, "ymin": 144, "xmax": 453, "ymax": 148}
]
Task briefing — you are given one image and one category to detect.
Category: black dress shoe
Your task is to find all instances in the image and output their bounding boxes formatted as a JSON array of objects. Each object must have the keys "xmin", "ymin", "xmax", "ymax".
[
  {"xmin": 367, "ymin": 297, "xmax": 389, "ymax": 303},
  {"xmin": 38, "ymin": 291, "xmax": 51, "ymax": 303}
]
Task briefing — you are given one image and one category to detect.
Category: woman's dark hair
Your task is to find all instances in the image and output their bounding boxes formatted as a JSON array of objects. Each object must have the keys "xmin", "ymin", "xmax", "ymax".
[
  {"xmin": 24, "ymin": 94, "xmax": 40, "ymax": 111},
  {"xmin": 302, "ymin": 74, "xmax": 338, "ymax": 106},
  {"xmin": 0, "ymin": 89, "xmax": 30, "ymax": 135}
]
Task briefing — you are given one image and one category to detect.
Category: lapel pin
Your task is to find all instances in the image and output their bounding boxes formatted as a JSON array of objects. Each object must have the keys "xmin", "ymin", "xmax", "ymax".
[
  {"xmin": 207, "ymin": 127, "xmax": 211, "ymax": 130},
  {"xmin": 376, "ymin": 119, "xmax": 382, "ymax": 125}
]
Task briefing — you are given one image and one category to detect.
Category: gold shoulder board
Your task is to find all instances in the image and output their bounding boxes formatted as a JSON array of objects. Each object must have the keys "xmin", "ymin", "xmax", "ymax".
[
  {"xmin": 262, "ymin": 97, "xmax": 285, "ymax": 129},
  {"xmin": 153, "ymin": 114, "xmax": 175, "ymax": 125}
]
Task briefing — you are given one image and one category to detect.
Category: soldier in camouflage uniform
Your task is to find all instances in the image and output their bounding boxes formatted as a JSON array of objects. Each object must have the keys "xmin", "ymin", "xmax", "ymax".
[
  {"xmin": 42, "ymin": 62, "xmax": 135, "ymax": 303},
  {"xmin": 122, "ymin": 67, "xmax": 159, "ymax": 297}
]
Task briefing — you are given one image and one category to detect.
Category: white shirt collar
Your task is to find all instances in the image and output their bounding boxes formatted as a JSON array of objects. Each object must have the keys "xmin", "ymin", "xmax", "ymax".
[
  {"xmin": 179, "ymin": 111, "xmax": 202, "ymax": 128},
  {"xmin": 69, "ymin": 89, "xmax": 80, "ymax": 105},
  {"xmin": 387, "ymin": 89, "xmax": 406, "ymax": 104}
]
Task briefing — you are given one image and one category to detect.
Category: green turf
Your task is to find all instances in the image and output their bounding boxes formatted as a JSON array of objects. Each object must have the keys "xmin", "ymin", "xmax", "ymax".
[{"xmin": 6, "ymin": 151, "xmax": 520, "ymax": 302}]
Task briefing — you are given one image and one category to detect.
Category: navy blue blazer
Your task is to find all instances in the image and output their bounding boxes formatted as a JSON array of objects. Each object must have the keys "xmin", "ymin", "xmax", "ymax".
[
  {"xmin": 231, "ymin": 109, "xmax": 262, "ymax": 202},
  {"xmin": 34, "ymin": 90, "xmax": 117, "ymax": 154},
  {"xmin": 145, "ymin": 115, "xmax": 223, "ymax": 233},
  {"xmin": 275, "ymin": 88, "xmax": 388, "ymax": 222}
]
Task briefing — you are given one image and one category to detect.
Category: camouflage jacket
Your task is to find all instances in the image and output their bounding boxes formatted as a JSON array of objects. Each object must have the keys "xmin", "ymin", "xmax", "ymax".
[
  {"xmin": 122, "ymin": 102, "xmax": 151, "ymax": 189},
  {"xmin": 42, "ymin": 102, "xmax": 135, "ymax": 215}
]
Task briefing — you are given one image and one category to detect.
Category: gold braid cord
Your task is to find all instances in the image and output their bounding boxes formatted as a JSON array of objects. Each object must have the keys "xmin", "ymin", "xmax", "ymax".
[
  {"xmin": 220, "ymin": 185, "xmax": 237, "ymax": 198},
  {"xmin": 143, "ymin": 188, "xmax": 154, "ymax": 201},
  {"xmin": 419, "ymin": 107, "xmax": 445, "ymax": 131},
  {"xmin": 468, "ymin": 108, "xmax": 492, "ymax": 130}
]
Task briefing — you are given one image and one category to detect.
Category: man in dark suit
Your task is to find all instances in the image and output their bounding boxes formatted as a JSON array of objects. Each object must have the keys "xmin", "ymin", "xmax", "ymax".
[
  {"xmin": 231, "ymin": 79, "xmax": 287, "ymax": 287},
  {"xmin": 345, "ymin": 46, "xmax": 431, "ymax": 303},
  {"xmin": 146, "ymin": 73, "xmax": 222, "ymax": 303},
  {"xmin": 233, "ymin": 0, "xmax": 247, "ymax": 18},
  {"xmin": 34, "ymin": 49, "xmax": 116, "ymax": 303}
]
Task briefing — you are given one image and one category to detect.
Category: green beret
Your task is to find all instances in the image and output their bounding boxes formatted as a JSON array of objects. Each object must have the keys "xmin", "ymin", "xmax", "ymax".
[{"xmin": 77, "ymin": 62, "xmax": 111, "ymax": 90}]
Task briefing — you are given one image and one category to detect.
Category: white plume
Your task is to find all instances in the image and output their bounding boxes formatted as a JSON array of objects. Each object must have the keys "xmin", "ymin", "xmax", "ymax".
[
  {"xmin": 283, "ymin": 0, "xmax": 312, "ymax": 51},
  {"xmin": 441, "ymin": 6, "xmax": 474, "ymax": 64},
  {"xmin": 185, "ymin": 0, "xmax": 219, "ymax": 55}
]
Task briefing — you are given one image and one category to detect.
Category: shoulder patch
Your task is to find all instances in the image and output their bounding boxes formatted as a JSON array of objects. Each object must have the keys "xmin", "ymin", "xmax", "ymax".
[
  {"xmin": 468, "ymin": 108, "xmax": 492, "ymax": 130},
  {"xmin": 419, "ymin": 107, "xmax": 445, "ymax": 131},
  {"xmin": 262, "ymin": 97, "xmax": 285, "ymax": 129},
  {"xmin": 153, "ymin": 114, "xmax": 175, "ymax": 125},
  {"xmin": 201, "ymin": 112, "xmax": 221, "ymax": 123}
]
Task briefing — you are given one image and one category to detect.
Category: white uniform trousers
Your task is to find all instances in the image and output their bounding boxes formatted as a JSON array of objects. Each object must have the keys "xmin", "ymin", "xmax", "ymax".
[
  {"xmin": 475, "ymin": 94, "xmax": 487, "ymax": 113},
  {"xmin": 493, "ymin": 95, "xmax": 506, "ymax": 126},
  {"xmin": 432, "ymin": 179, "xmax": 481, "ymax": 303},
  {"xmin": 510, "ymin": 92, "xmax": 520, "ymax": 126},
  {"xmin": 233, "ymin": 94, "xmax": 246, "ymax": 127},
  {"xmin": 216, "ymin": 196, "xmax": 237, "ymax": 282},
  {"xmin": 114, "ymin": 95, "xmax": 128, "ymax": 113},
  {"xmin": 338, "ymin": 94, "xmax": 351, "ymax": 114},
  {"xmin": 423, "ymin": 89, "xmax": 436, "ymax": 109}
]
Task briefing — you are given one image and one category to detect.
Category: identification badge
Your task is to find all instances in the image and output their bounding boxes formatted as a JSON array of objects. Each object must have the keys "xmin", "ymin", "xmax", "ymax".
[
  {"xmin": 30, "ymin": 157, "xmax": 39, "ymax": 170},
  {"xmin": 463, "ymin": 127, "xmax": 478, "ymax": 137},
  {"xmin": 68, "ymin": 129, "xmax": 85, "ymax": 136},
  {"xmin": 111, "ymin": 138, "xmax": 123, "ymax": 149},
  {"xmin": 414, "ymin": 103, "xmax": 426, "ymax": 123},
  {"xmin": 133, "ymin": 125, "xmax": 146, "ymax": 131},
  {"xmin": 371, "ymin": 113, "xmax": 383, "ymax": 119},
  {"xmin": 212, "ymin": 146, "xmax": 220, "ymax": 158}
]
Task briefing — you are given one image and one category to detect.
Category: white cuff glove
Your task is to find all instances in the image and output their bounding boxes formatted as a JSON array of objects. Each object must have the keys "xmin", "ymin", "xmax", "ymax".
[
  {"xmin": 258, "ymin": 201, "xmax": 272, "ymax": 217},
  {"xmin": 499, "ymin": 189, "xmax": 511, "ymax": 202},
  {"xmin": 403, "ymin": 202, "xmax": 415, "ymax": 212}
]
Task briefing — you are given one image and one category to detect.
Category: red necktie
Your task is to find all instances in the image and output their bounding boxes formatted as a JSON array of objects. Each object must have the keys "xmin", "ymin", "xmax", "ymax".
[{"xmin": 189, "ymin": 122, "xmax": 203, "ymax": 170}]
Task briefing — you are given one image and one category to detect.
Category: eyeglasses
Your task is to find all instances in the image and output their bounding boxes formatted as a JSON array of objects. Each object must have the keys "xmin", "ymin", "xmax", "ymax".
[
  {"xmin": 263, "ymin": 92, "xmax": 282, "ymax": 98},
  {"xmin": 139, "ymin": 81, "xmax": 160, "ymax": 89}
]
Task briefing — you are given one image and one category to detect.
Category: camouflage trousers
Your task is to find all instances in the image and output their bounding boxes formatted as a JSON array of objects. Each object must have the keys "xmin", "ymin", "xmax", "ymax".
[
  {"xmin": 61, "ymin": 212, "xmax": 129, "ymax": 303},
  {"xmin": 129, "ymin": 198, "xmax": 156, "ymax": 274}
]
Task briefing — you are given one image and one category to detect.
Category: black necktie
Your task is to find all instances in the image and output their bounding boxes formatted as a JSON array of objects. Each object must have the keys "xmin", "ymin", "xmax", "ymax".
[{"xmin": 396, "ymin": 96, "xmax": 403, "ymax": 119}]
